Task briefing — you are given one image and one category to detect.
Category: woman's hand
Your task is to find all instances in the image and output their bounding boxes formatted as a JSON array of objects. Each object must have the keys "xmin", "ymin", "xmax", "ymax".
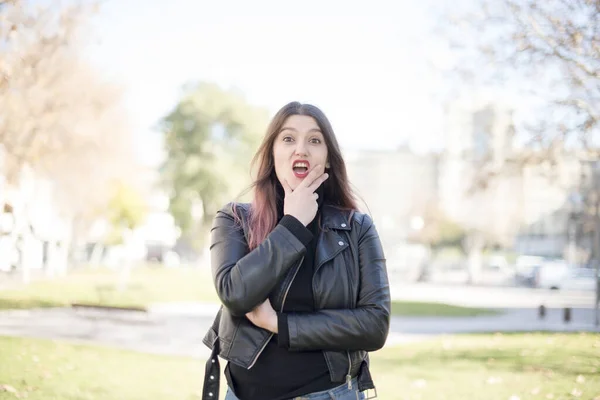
[
  {"xmin": 282, "ymin": 164, "xmax": 329, "ymax": 226},
  {"xmin": 246, "ymin": 299, "xmax": 278, "ymax": 333}
]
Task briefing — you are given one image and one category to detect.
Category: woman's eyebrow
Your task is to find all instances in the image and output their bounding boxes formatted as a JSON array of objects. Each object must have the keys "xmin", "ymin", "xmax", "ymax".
[{"xmin": 280, "ymin": 127, "xmax": 322, "ymax": 133}]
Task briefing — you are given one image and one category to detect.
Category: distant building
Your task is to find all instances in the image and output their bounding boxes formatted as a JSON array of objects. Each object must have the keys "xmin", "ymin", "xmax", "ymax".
[
  {"xmin": 439, "ymin": 94, "xmax": 517, "ymax": 244},
  {"xmin": 441, "ymin": 90, "xmax": 585, "ymax": 259},
  {"xmin": 345, "ymin": 146, "xmax": 439, "ymax": 253},
  {"xmin": 0, "ymin": 162, "xmax": 70, "ymax": 275},
  {"xmin": 515, "ymin": 157, "xmax": 588, "ymax": 259}
]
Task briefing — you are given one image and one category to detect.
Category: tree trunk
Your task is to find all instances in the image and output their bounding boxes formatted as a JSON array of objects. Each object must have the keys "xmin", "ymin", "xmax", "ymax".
[
  {"xmin": 89, "ymin": 242, "xmax": 104, "ymax": 266},
  {"xmin": 117, "ymin": 229, "xmax": 134, "ymax": 292},
  {"xmin": 594, "ymin": 187, "xmax": 600, "ymax": 327},
  {"xmin": 465, "ymin": 232, "xmax": 485, "ymax": 285}
]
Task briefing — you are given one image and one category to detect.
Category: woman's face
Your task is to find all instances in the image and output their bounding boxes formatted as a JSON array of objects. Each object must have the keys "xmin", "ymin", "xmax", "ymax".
[{"xmin": 272, "ymin": 115, "xmax": 329, "ymax": 190}]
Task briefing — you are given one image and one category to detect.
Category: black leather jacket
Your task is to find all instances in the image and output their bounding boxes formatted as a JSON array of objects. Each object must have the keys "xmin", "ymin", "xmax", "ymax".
[{"xmin": 202, "ymin": 202, "xmax": 390, "ymax": 398}]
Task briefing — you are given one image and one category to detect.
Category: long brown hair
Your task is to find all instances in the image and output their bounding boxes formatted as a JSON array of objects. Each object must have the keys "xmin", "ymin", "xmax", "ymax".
[{"xmin": 240, "ymin": 101, "xmax": 358, "ymax": 250}]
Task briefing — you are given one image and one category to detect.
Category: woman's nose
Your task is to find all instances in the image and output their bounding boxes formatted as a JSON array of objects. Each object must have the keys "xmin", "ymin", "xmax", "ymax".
[{"xmin": 294, "ymin": 142, "xmax": 308, "ymax": 156}]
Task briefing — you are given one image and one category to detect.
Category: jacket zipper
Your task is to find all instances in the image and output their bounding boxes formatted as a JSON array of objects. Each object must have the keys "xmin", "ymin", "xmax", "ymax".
[
  {"xmin": 247, "ymin": 256, "xmax": 304, "ymax": 369},
  {"xmin": 313, "ymin": 233, "xmax": 353, "ymax": 389},
  {"xmin": 345, "ymin": 234, "xmax": 354, "ymax": 391},
  {"xmin": 346, "ymin": 351, "xmax": 353, "ymax": 389},
  {"xmin": 281, "ymin": 256, "xmax": 304, "ymax": 309}
]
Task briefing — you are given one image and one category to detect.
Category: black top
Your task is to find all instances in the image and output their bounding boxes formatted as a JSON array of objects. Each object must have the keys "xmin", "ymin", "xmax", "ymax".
[{"xmin": 225, "ymin": 184, "xmax": 337, "ymax": 400}]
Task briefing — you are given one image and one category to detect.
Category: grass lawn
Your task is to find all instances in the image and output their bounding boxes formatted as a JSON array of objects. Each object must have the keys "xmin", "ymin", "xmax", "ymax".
[
  {"xmin": 0, "ymin": 267, "xmax": 220, "ymax": 310},
  {"xmin": 0, "ymin": 333, "xmax": 598, "ymax": 400},
  {"xmin": 390, "ymin": 301, "xmax": 499, "ymax": 317},
  {"xmin": 373, "ymin": 332, "xmax": 600, "ymax": 400},
  {"xmin": 0, "ymin": 266, "xmax": 498, "ymax": 317}
]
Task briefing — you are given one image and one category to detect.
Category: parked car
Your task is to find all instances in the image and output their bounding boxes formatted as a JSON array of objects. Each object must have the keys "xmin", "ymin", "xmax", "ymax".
[
  {"xmin": 536, "ymin": 260, "xmax": 570, "ymax": 289},
  {"xmin": 533, "ymin": 259, "xmax": 598, "ymax": 291},
  {"xmin": 548, "ymin": 267, "xmax": 598, "ymax": 291},
  {"xmin": 478, "ymin": 255, "xmax": 517, "ymax": 286},
  {"xmin": 514, "ymin": 255, "xmax": 546, "ymax": 287}
]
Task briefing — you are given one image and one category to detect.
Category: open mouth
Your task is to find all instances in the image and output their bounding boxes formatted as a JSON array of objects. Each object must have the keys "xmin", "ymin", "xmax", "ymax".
[{"xmin": 292, "ymin": 160, "xmax": 310, "ymax": 178}]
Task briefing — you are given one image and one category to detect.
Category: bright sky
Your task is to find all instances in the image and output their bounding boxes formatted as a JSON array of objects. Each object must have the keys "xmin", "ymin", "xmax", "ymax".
[{"xmin": 84, "ymin": 0, "xmax": 455, "ymax": 167}]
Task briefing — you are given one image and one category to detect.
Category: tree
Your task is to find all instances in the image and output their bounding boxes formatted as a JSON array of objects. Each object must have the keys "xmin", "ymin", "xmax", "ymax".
[
  {"xmin": 0, "ymin": 0, "xmax": 133, "ymax": 174},
  {"xmin": 105, "ymin": 181, "xmax": 149, "ymax": 246},
  {"xmin": 440, "ymin": 0, "xmax": 600, "ymax": 296},
  {"xmin": 434, "ymin": 0, "xmax": 599, "ymax": 188},
  {"xmin": 1, "ymin": 0, "xmax": 97, "ymax": 179},
  {"xmin": 102, "ymin": 180, "xmax": 150, "ymax": 291},
  {"xmin": 413, "ymin": 205, "xmax": 466, "ymax": 252},
  {"xmin": 459, "ymin": 171, "xmax": 525, "ymax": 282},
  {"xmin": 0, "ymin": 0, "xmax": 139, "ymax": 274},
  {"xmin": 414, "ymin": 175, "xmax": 523, "ymax": 284},
  {"xmin": 440, "ymin": 0, "xmax": 598, "ymax": 158},
  {"xmin": 159, "ymin": 82, "xmax": 269, "ymax": 249}
]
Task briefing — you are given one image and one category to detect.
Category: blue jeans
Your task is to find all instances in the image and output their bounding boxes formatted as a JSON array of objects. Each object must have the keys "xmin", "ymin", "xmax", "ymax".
[{"xmin": 224, "ymin": 378, "xmax": 365, "ymax": 400}]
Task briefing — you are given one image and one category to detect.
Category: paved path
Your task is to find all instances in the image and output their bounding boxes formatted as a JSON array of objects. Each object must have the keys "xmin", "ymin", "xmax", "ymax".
[
  {"xmin": 0, "ymin": 303, "xmax": 598, "ymax": 358},
  {"xmin": 389, "ymin": 281, "xmax": 597, "ymax": 309},
  {"xmin": 0, "ymin": 307, "xmax": 215, "ymax": 358}
]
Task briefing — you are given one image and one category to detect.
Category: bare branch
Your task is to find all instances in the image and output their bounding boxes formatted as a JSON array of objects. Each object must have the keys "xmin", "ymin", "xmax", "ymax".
[{"xmin": 0, "ymin": 0, "xmax": 139, "ymax": 225}]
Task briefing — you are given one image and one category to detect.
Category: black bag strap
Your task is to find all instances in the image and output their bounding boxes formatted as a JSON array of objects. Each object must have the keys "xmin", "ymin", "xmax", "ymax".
[
  {"xmin": 202, "ymin": 205, "xmax": 245, "ymax": 399},
  {"xmin": 202, "ymin": 307, "xmax": 222, "ymax": 400}
]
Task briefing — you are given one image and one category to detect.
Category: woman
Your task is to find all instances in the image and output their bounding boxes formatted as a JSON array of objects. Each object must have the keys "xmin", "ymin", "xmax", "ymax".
[{"xmin": 202, "ymin": 102, "xmax": 390, "ymax": 400}]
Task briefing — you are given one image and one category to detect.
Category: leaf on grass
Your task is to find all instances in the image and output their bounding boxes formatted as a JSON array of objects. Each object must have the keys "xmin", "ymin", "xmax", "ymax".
[
  {"xmin": 543, "ymin": 369, "xmax": 555, "ymax": 378},
  {"xmin": 486, "ymin": 376, "xmax": 503, "ymax": 385},
  {"xmin": 0, "ymin": 384, "xmax": 21, "ymax": 399},
  {"xmin": 575, "ymin": 375, "xmax": 585, "ymax": 384},
  {"xmin": 442, "ymin": 340, "xmax": 453, "ymax": 350},
  {"xmin": 412, "ymin": 379, "xmax": 427, "ymax": 388},
  {"xmin": 530, "ymin": 387, "xmax": 540, "ymax": 395},
  {"xmin": 571, "ymin": 388, "xmax": 583, "ymax": 398},
  {"xmin": 0, "ymin": 384, "xmax": 17, "ymax": 393}
]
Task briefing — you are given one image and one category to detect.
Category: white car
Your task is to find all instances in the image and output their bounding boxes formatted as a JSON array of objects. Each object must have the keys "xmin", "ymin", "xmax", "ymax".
[
  {"xmin": 556, "ymin": 268, "xmax": 598, "ymax": 291},
  {"xmin": 538, "ymin": 263, "xmax": 598, "ymax": 291}
]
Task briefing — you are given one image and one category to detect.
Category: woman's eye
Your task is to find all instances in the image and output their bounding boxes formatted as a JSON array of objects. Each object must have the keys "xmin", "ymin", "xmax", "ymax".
[
  {"xmin": 282, "ymin": 136, "xmax": 293, "ymax": 142},
  {"xmin": 310, "ymin": 138, "xmax": 321, "ymax": 144}
]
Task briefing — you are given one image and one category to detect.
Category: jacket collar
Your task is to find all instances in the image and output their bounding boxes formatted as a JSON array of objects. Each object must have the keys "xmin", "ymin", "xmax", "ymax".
[
  {"xmin": 315, "ymin": 205, "xmax": 353, "ymax": 271},
  {"xmin": 233, "ymin": 202, "xmax": 353, "ymax": 271},
  {"xmin": 321, "ymin": 205, "xmax": 353, "ymax": 231}
]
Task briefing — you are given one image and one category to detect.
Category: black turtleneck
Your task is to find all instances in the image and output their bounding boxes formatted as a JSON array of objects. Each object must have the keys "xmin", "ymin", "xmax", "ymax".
[{"xmin": 225, "ymin": 182, "xmax": 336, "ymax": 400}]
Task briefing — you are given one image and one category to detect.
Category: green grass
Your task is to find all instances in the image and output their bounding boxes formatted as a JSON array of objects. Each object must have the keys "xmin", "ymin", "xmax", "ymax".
[
  {"xmin": 0, "ymin": 333, "xmax": 598, "ymax": 400},
  {"xmin": 390, "ymin": 301, "xmax": 499, "ymax": 317},
  {"xmin": 0, "ymin": 266, "xmax": 219, "ymax": 310},
  {"xmin": 0, "ymin": 266, "xmax": 497, "ymax": 317},
  {"xmin": 371, "ymin": 332, "xmax": 600, "ymax": 400},
  {"xmin": 0, "ymin": 336, "xmax": 206, "ymax": 400}
]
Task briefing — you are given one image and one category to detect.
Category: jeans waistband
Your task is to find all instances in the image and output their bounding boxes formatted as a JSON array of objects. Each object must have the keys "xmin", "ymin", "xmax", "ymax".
[{"xmin": 293, "ymin": 377, "xmax": 361, "ymax": 399}]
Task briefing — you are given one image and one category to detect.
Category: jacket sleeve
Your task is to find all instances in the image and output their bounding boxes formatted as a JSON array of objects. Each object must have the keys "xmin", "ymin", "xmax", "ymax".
[
  {"xmin": 210, "ymin": 204, "xmax": 309, "ymax": 317},
  {"xmin": 285, "ymin": 214, "xmax": 391, "ymax": 352}
]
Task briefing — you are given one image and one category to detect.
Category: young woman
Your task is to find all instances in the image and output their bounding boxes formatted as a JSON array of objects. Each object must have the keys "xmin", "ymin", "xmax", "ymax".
[{"xmin": 202, "ymin": 102, "xmax": 390, "ymax": 400}]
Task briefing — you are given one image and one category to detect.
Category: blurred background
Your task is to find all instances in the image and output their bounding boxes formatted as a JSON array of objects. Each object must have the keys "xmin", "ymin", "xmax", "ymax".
[
  {"xmin": 0, "ymin": 0, "xmax": 599, "ymax": 399},
  {"xmin": 1, "ymin": 0, "xmax": 598, "ymax": 294}
]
